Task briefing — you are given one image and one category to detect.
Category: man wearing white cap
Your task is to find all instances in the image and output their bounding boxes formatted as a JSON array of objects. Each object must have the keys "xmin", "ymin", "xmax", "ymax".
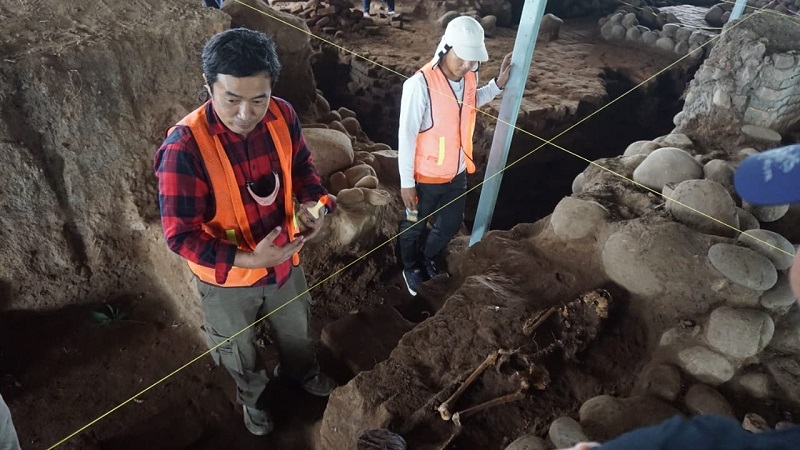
[{"xmin": 397, "ymin": 16, "xmax": 512, "ymax": 296}]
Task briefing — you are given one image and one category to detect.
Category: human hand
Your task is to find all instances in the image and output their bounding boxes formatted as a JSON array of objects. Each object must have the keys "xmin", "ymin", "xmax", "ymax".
[
  {"xmin": 496, "ymin": 52, "xmax": 513, "ymax": 89},
  {"xmin": 236, "ymin": 226, "xmax": 304, "ymax": 268},
  {"xmin": 296, "ymin": 200, "xmax": 327, "ymax": 241},
  {"xmin": 401, "ymin": 187, "xmax": 418, "ymax": 210}
]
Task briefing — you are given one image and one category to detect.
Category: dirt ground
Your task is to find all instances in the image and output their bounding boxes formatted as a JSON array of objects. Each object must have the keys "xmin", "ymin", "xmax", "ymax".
[{"xmin": 0, "ymin": 1, "xmax": 707, "ymax": 449}]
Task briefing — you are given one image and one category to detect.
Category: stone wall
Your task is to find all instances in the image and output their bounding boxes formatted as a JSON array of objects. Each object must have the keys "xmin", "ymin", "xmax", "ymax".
[
  {"xmin": 316, "ymin": 48, "xmax": 408, "ymax": 147},
  {"xmin": 675, "ymin": 13, "xmax": 800, "ymax": 148}
]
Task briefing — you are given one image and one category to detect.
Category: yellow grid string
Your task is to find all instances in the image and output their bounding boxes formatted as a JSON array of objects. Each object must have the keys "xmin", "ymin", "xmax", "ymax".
[{"xmin": 47, "ymin": 1, "xmax": 790, "ymax": 447}]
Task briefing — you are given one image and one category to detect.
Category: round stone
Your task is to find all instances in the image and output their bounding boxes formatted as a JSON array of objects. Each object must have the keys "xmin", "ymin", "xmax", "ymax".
[
  {"xmin": 743, "ymin": 201, "xmax": 790, "ymax": 223},
  {"xmin": 303, "ymin": 128, "xmax": 355, "ymax": 178},
  {"xmin": 677, "ymin": 346, "xmax": 734, "ymax": 385},
  {"xmin": 656, "ymin": 36, "xmax": 675, "ymax": 51},
  {"xmin": 551, "ymin": 197, "xmax": 609, "ymax": 240},
  {"xmin": 736, "ymin": 207, "xmax": 760, "ymax": 231},
  {"xmin": 579, "ymin": 395, "xmax": 679, "ymax": 441},
  {"xmin": 666, "ymin": 179, "xmax": 738, "ymax": 237},
  {"xmin": 708, "ymin": 243, "xmax": 778, "ymax": 291},
  {"xmin": 642, "ymin": 30, "xmax": 658, "ymax": 44},
  {"xmin": 623, "ymin": 140, "xmax": 661, "ymax": 157},
  {"xmin": 675, "ymin": 26, "xmax": 692, "ymax": 42},
  {"xmin": 703, "ymin": 159, "xmax": 735, "ymax": 194},
  {"xmin": 769, "ymin": 308, "xmax": 800, "ymax": 355},
  {"xmin": 662, "ymin": 23, "xmax": 679, "ymax": 38},
  {"xmin": 548, "ymin": 417, "xmax": 588, "ymax": 448},
  {"xmin": 633, "ymin": 147, "xmax": 703, "ymax": 191},
  {"xmin": 572, "ymin": 172, "xmax": 585, "ymax": 194},
  {"xmin": 626, "ymin": 27, "xmax": 642, "ymax": 41},
  {"xmin": 504, "ymin": 435, "xmax": 546, "ymax": 450},
  {"xmin": 611, "ymin": 24, "xmax": 626, "ymax": 40},
  {"xmin": 737, "ymin": 372, "xmax": 771, "ymax": 399},
  {"xmin": 685, "ymin": 384, "xmax": 735, "ymax": 417},
  {"xmin": 705, "ymin": 306, "xmax": 775, "ymax": 358},
  {"xmin": 622, "ymin": 12, "xmax": 638, "ymax": 28},
  {"xmin": 675, "ymin": 40, "xmax": 689, "ymax": 56},
  {"xmin": 633, "ymin": 362, "xmax": 682, "ymax": 401},
  {"xmin": 737, "ymin": 229, "xmax": 795, "ymax": 270},
  {"xmin": 742, "ymin": 124, "xmax": 782, "ymax": 144},
  {"xmin": 660, "ymin": 133, "xmax": 694, "ymax": 149},
  {"xmin": 760, "ymin": 273, "xmax": 796, "ymax": 315}
]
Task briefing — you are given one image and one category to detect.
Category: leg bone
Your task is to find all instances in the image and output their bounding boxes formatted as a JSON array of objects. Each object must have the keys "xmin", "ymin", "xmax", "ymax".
[
  {"xmin": 451, "ymin": 385, "xmax": 527, "ymax": 427},
  {"xmin": 437, "ymin": 350, "xmax": 500, "ymax": 420}
]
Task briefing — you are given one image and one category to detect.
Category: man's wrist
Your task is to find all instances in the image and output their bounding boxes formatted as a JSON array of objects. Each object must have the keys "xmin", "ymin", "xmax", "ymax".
[{"xmin": 494, "ymin": 77, "xmax": 504, "ymax": 90}]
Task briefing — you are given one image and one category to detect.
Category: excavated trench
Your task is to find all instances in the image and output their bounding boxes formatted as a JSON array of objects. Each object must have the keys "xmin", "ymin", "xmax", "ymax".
[
  {"xmin": 0, "ymin": 2, "xmax": 711, "ymax": 448},
  {"xmin": 314, "ymin": 50, "xmax": 691, "ymax": 231}
]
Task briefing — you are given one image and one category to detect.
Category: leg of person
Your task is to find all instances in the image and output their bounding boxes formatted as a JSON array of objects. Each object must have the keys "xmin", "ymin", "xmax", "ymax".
[
  {"xmin": 422, "ymin": 171, "xmax": 467, "ymax": 278},
  {"xmin": 362, "ymin": 0, "xmax": 370, "ymax": 16},
  {"xmin": 386, "ymin": 0, "xmax": 395, "ymax": 14},
  {"xmin": 0, "ymin": 394, "xmax": 21, "ymax": 450},
  {"xmin": 197, "ymin": 279, "xmax": 272, "ymax": 435},
  {"xmin": 398, "ymin": 182, "xmax": 440, "ymax": 295},
  {"xmin": 262, "ymin": 266, "xmax": 335, "ymax": 397}
]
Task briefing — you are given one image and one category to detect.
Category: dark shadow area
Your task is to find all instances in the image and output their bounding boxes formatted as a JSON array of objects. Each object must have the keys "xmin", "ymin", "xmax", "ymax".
[
  {"xmin": 467, "ymin": 67, "xmax": 687, "ymax": 231},
  {"xmin": 0, "ymin": 279, "xmax": 12, "ymax": 312}
]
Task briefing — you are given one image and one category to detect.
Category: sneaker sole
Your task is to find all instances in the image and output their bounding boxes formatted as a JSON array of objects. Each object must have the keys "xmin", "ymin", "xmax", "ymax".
[
  {"xmin": 402, "ymin": 271, "xmax": 418, "ymax": 296},
  {"xmin": 243, "ymin": 405, "xmax": 273, "ymax": 436}
]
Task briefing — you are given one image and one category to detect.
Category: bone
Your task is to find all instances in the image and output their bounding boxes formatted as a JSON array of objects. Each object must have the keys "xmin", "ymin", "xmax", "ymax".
[
  {"xmin": 522, "ymin": 306, "xmax": 557, "ymax": 336},
  {"xmin": 451, "ymin": 379, "xmax": 530, "ymax": 427},
  {"xmin": 437, "ymin": 350, "xmax": 501, "ymax": 421}
]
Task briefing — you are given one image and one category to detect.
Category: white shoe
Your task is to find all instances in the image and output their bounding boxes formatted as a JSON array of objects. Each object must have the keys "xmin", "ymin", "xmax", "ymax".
[
  {"xmin": 363, "ymin": 11, "xmax": 370, "ymax": 17},
  {"xmin": 242, "ymin": 405, "xmax": 273, "ymax": 436}
]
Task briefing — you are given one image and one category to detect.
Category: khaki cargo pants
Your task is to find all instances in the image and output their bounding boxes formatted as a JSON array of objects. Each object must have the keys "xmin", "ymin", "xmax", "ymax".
[{"xmin": 197, "ymin": 266, "xmax": 318, "ymax": 408}]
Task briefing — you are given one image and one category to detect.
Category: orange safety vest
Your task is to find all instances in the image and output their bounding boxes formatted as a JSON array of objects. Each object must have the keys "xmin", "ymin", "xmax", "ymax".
[
  {"xmin": 169, "ymin": 100, "xmax": 300, "ymax": 287},
  {"xmin": 414, "ymin": 62, "xmax": 478, "ymax": 184}
]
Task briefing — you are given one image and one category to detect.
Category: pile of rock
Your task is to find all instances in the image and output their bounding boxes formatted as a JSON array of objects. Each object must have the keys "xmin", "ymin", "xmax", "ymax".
[
  {"xmin": 277, "ymin": 0, "xmax": 403, "ymax": 36},
  {"xmin": 599, "ymin": 11, "xmax": 714, "ymax": 61},
  {"xmin": 504, "ymin": 366, "xmax": 797, "ymax": 450},
  {"xmin": 706, "ymin": 0, "xmax": 800, "ymax": 27},
  {"xmin": 299, "ymin": 90, "xmax": 398, "ymax": 247},
  {"xmin": 435, "ymin": 0, "xmax": 512, "ymax": 36},
  {"xmin": 520, "ymin": 128, "xmax": 800, "ymax": 449}
]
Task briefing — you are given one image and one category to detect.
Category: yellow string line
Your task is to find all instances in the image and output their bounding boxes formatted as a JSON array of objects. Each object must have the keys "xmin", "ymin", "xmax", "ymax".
[
  {"xmin": 47, "ymin": 2, "xmax": 788, "ymax": 448},
  {"xmin": 616, "ymin": 0, "xmax": 723, "ymax": 30}
]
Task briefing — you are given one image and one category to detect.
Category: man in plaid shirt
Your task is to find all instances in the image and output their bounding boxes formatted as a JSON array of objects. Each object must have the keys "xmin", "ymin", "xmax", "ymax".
[{"xmin": 154, "ymin": 28, "xmax": 335, "ymax": 436}]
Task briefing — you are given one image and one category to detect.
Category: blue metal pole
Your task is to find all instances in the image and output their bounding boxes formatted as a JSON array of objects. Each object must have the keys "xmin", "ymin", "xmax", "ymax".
[
  {"xmin": 469, "ymin": 0, "xmax": 549, "ymax": 246},
  {"xmin": 729, "ymin": 0, "xmax": 747, "ymax": 21}
]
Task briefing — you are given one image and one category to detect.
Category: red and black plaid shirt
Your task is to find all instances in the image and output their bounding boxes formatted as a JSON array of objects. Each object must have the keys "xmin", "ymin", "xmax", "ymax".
[{"xmin": 154, "ymin": 97, "xmax": 333, "ymax": 286}]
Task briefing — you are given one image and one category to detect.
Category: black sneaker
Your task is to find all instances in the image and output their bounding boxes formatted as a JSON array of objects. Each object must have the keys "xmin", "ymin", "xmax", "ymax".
[
  {"xmin": 424, "ymin": 259, "xmax": 447, "ymax": 279},
  {"xmin": 402, "ymin": 268, "xmax": 424, "ymax": 296}
]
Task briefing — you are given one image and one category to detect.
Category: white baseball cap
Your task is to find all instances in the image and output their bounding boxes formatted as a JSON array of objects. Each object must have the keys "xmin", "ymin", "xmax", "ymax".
[{"xmin": 442, "ymin": 16, "xmax": 489, "ymax": 62}]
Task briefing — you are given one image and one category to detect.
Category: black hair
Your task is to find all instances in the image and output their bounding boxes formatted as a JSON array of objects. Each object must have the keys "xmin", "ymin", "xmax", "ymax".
[{"xmin": 201, "ymin": 28, "xmax": 281, "ymax": 89}]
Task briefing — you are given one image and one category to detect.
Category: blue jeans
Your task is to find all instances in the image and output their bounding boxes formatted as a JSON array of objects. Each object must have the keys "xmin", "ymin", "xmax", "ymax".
[
  {"xmin": 362, "ymin": 0, "xmax": 395, "ymax": 14},
  {"xmin": 0, "ymin": 394, "xmax": 21, "ymax": 450},
  {"xmin": 398, "ymin": 172, "xmax": 466, "ymax": 270},
  {"xmin": 204, "ymin": 0, "xmax": 223, "ymax": 8}
]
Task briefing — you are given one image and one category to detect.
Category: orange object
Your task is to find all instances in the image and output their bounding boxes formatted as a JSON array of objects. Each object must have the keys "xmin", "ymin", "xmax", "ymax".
[
  {"xmin": 306, "ymin": 195, "xmax": 329, "ymax": 220},
  {"xmin": 414, "ymin": 62, "xmax": 478, "ymax": 184},
  {"xmin": 170, "ymin": 100, "xmax": 300, "ymax": 286}
]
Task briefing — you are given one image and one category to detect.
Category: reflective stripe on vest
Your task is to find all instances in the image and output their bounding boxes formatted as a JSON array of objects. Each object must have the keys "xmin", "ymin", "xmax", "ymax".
[
  {"xmin": 414, "ymin": 62, "xmax": 478, "ymax": 184},
  {"xmin": 170, "ymin": 100, "xmax": 299, "ymax": 287}
]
